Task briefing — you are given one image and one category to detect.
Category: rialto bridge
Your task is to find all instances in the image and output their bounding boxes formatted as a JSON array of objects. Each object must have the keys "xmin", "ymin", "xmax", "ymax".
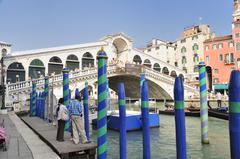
[{"xmin": 1, "ymin": 33, "xmax": 198, "ymax": 107}]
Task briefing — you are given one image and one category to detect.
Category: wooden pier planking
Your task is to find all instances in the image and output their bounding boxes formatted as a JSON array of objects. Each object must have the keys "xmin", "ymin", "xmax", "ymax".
[{"xmin": 21, "ymin": 116, "xmax": 97, "ymax": 159}]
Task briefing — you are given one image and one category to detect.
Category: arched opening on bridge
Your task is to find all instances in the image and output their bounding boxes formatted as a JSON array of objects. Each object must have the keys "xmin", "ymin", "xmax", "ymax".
[
  {"xmin": 29, "ymin": 59, "xmax": 45, "ymax": 79},
  {"xmin": 206, "ymin": 66, "xmax": 212, "ymax": 91},
  {"xmin": 179, "ymin": 74, "xmax": 184, "ymax": 81},
  {"xmin": 113, "ymin": 38, "xmax": 128, "ymax": 59},
  {"xmin": 133, "ymin": 55, "xmax": 142, "ymax": 64},
  {"xmin": 66, "ymin": 54, "xmax": 79, "ymax": 71},
  {"xmin": 153, "ymin": 63, "xmax": 161, "ymax": 72},
  {"xmin": 162, "ymin": 67, "xmax": 169, "ymax": 75},
  {"xmin": 108, "ymin": 75, "xmax": 172, "ymax": 99},
  {"xmin": 143, "ymin": 59, "xmax": 152, "ymax": 68},
  {"xmin": 48, "ymin": 56, "xmax": 63, "ymax": 75},
  {"xmin": 7, "ymin": 62, "xmax": 25, "ymax": 83},
  {"xmin": 82, "ymin": 52, "xmax": 94, "ymax": 69},
  {"xmin": 170, "ymin": 70, "xmax": 177, "ymax": 78}
]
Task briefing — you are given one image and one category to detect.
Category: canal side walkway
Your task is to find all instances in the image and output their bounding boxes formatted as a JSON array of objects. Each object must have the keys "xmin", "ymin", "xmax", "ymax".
[{"xmin": 0, "ymin": 112, "xmax": 60, "ymax": 159}]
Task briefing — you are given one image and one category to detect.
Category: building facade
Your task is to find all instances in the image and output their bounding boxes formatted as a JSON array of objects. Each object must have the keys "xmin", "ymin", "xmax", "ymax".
[
  {"xmin": 143, "ymin": 24, "xmax": 211, "ymax": 87},
  {"xmin": 203, "ymin": 0, "xmax": 240, "ymax": 93}
]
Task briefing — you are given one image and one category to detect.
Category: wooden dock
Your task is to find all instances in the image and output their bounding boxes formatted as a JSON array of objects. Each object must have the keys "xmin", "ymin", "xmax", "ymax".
[{"xmin": 21, "ymin": 116, "xmax": 97, "ymax": 159}]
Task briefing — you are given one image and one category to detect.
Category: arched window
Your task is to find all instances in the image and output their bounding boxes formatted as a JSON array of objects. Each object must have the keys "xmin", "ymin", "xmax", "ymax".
[
  {"xmin": 192, "ymin": 43, "xmax": 199, "ymax": 51},
  {"xmin": 170, "ymin": 70, "xmax": 177, "ymax": 78},
  {"xmin": 153, "ymin": 63, "xmax": 161, "ymax": 72},
  {"xmin": 182, "ymin": 56, "xmax": 187, "ymax": 64},
  {"xmin": 179, "ymin": 74, "xmax": 184, "ymax": 81},
  {"xmin": 7, "ymin": 62, "xmax": 25, "ymax": 83},
  {"xmin": 66, "ymin": 54, "xmax": 79, "ymax": 71},
  {"xmin": 82, "ymin": 52, "xmax": 94, "ymax": 69},
  {"xmin": 1, "ymin": 48, "xmax": 7, "ymax": 56},
  {"xmin": 143, "ymin": 59, "xmax": 152, "ymax": 68},
  {"xmin": 48, "ymin": 56, "xmax": 63, "ymax": 75},
  {"xmin": 181, "ymin": 47, "xmax": 186, "ymax": 53},
  {"xmin": 236, "ymin": 43, "xmax": 240, "ymax": 51},
  {"xmin": 162, "ymin": 67, "xmax": 169, "ymax": 75},
  {"xmin": 133, "ymin": 55, "xmax": 142, "ymax": 64},
  {"xmin": 29, "ymin": 59, "xmax": 45, "ymax": 79}
]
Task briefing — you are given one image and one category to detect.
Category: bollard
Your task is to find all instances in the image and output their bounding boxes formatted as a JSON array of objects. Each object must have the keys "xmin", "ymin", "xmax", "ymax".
[
  {"xmin": 141, "ymin": 81, "xmax": 151, "ymax": 159},
  {"xmin": 63, "ymin": 67, "xmax": 71, "ymax": 131},
  {"xmin": 198, "ymin": 61, "xmax": 209, "ymax": 144},
  {"xmin": 174, "ymin": 76, "xmax": 186, "ymax": 159},
  {"xmin": 31, "ymin": 81, "xmax": 37, "ymax": 116},
  {"xmin": 97, "ymin": 48, "xmax": 108, "ymax": 159},
  {"xmin": 83, "ymin": 81, "xmax": 90, "ymax": 140},
  {"xmin": 118, "ymin": 83, "xmax": 127, "ymax": 159},
  {"xmin": 229, "ymin": 70, "xmax": 240, "ymax": 159},
  {"xmin": 44, "ymin": 76, "xmax": 49, "ymax": 120}
]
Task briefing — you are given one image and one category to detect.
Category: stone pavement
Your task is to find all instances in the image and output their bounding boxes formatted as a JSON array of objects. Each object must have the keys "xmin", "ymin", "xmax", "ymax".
[
  {"xmin": 0, "ymin": 114, "xmax": 33, "ymax": 159},
  {"xmin": 0, "ymin": 112, "xmax": 60, "ymax": 159}
]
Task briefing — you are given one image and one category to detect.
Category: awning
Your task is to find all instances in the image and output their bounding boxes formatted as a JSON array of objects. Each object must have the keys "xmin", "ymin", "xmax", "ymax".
[{"xmin": 213, "ymin": 84, "xmax": 228, "ymax": 90}]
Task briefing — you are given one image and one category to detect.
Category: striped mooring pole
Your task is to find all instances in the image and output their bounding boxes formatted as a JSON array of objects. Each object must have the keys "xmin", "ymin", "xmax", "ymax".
[
  {"xmin": 29, "ymin": 92, "xmax": 32, "ymax": 116},
  {"xmin": 75, "ymin": 88, "xmax": 80, "ymax": 98},
  {"xmin": 97, "ymin": 48, "xmax": 108, "ymax": 159},
  {"xmin": 174, "ymin": 76, "xmax": 186, "ymax": 159},
  {"xmin": 118, "ymin": 83, "xmax": 127, "ymax": 159},
  {"xmin": 63, "ymin": 67, "xmax": 71, "ymax": 131},
  {"xmin": 41, "ymin": 92, "xmax": 45, "ymax": 119},
  {"xmin": 44, "ymin": 76, "xmax": 49, "ymax": 120},
  {"xmin": 31, "ymin": 80, "xmax": 37, "ymax": 116},
  {"xmin": 83, "ymin": 81, "xmax": 90, "ymax": 140},
  {"xmin": 36, "ymin": 92, "xmax": 40, "ymax": 117},
  {"xmin": 141, "ymin": 81, "xmax": 151, "ymax": 159},
  {"xmin": 229, "ymin": 70, "xmax": 240, "ymax": 159},
  {"xmin": 198, "ymin": 61, "xmax": 209, "ymax": 144},
  {"xmin": 140, "ymin": 73, "xmax": 145, "ymax": 95}
]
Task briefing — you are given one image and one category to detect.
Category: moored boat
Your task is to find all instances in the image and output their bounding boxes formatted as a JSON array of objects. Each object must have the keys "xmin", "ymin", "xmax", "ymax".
[
  {"xmin": 208, "ymin": 108, "xmax": 228, "ymax": 120},
  {"xmin": 158, "ymin": 109, "xmax": 200, "ymax": 117}
]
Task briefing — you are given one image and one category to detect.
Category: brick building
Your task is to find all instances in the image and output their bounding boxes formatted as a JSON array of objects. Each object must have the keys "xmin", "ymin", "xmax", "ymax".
[{"xmin": 204, "ymin": 0, "xmax": 240, "ymax": 93}]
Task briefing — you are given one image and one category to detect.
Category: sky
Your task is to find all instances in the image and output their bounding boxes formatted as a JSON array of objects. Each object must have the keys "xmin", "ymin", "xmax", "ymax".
[{"xmin": 0, "ymin": 0, "xmax": 234, "ymax": 51}]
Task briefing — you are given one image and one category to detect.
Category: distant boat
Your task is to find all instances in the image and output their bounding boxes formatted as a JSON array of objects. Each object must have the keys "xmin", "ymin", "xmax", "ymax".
[{"xmin": 158, "ymin": 109, "xmax": 200, "ymax": 117}]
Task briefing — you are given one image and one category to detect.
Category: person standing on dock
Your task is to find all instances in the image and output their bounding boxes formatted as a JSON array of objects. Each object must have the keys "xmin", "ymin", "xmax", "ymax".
[
  {"xmin": 216, "ymin": 92, "xmax": 222, "ymax": 108},
  {"xmin": 56, "ymin": 98, "xmax": 68, "ymax": 142},
  {"xmin": 68, "ymin": 95, "xmax": 89, "ymax": 144}
]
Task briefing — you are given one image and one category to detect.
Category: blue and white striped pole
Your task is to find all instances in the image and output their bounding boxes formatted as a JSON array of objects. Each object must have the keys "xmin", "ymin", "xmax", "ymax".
[
  {"xmin": 229, "ymin": 70, "xmax": 240, "ymax": 159},
  {"xmin": 141, "ymin": 81, "xmax": 151, "ymax": 159},
  {"xmin": 174, "ymin": 76, "xmax": 186, "ymax": 159},
  {"xmin": 83, "ymin": 81, "xmax": 90, "ymax": 140},
  {"xmin": 118, "ymin": 83, "xmax": 127, "ymax": 159},
  {"xmin": 44, "ymin": 76, "xmax": 49, "ymax": 120}
]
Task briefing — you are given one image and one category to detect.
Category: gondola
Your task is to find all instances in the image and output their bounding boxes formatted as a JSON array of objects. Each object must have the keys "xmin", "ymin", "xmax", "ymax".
[
  {"xmin": 208, "ymin": 108, "xmax": 228, "ymax": 120},
  {"xmin": 158, "ymin": 110, "xmax": 200, "ymax": 117}
]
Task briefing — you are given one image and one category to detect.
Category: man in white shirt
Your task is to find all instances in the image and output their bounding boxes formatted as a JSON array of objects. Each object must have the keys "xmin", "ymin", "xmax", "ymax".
[{"xmin": 216, "ymin": 92, "xmax": 222, "ymax": 108}]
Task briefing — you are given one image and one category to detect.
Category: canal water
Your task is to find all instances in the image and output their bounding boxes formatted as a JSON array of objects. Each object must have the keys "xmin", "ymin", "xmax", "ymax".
[{"xmin": 90, "ymin": 102, "xmax": 230, "ymax": 159}]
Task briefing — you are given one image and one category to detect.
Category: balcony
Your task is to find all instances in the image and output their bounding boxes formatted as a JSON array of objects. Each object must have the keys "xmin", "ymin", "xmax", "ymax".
[{"xmin": 224, "ymin": 59, "xmax": 235, "ymax": 65}]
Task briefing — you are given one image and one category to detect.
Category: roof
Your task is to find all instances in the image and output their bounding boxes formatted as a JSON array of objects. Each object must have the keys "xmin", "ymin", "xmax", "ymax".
[
  {"xmin": 0, "ymin": 41, "xmax": 11, "ymax": 46},
  {"xmin": 10, "ymin": 41, "xmax": 106, "ymax": 57},
  {"xmin": 204, "ymin": 35, "xmax": 233, "ymax": 43}
]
